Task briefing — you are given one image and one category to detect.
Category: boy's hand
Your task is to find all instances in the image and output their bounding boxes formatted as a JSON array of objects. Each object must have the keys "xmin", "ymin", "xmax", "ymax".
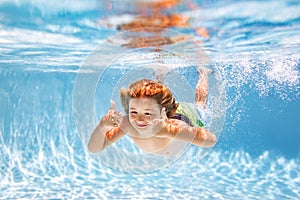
[
  {"xmin": 152, "ymin": 107, "xmax": 167, "ymax": 135},
  {"xmin": 100, "ymin": 100, "xmax": 122, "ymax": 128}
]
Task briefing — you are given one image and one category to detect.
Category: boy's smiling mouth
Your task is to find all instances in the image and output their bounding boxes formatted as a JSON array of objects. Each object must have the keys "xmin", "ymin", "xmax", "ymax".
[{"xmin": 135, "ymin": 121, "xmax": 148, "ymax": 128}]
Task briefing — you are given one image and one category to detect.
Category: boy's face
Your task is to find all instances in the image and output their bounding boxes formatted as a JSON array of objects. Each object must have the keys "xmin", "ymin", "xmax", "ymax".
[{"xmin": 128, "ymin": 97, "xmax": 163, "ymax": 135}]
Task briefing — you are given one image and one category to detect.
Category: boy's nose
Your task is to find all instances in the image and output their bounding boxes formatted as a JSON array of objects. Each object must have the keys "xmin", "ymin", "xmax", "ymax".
[{"xmin": 137, "ymin": 115, "xmax": 145, "ymax": 121}]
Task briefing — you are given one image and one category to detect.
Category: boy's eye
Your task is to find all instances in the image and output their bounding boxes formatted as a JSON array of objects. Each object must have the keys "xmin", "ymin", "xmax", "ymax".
[
  {"xmin": 145, "ymin": 112, "xmax": 152, "ymax": 116},
  {"xmin": 130, "ymin": 111, "xmax": 137, "ymax": 115}
]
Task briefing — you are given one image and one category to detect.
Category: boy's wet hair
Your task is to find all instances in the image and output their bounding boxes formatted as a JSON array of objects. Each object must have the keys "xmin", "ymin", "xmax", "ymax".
[{"xmin": 120, "ymin": 79, "xmax": 178, "ymax": 118}]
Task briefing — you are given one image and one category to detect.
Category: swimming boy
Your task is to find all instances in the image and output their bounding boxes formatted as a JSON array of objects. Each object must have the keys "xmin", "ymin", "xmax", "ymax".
[{"xmin": 88, "ymin": 69, "xmax": 216, "ymax": 156}]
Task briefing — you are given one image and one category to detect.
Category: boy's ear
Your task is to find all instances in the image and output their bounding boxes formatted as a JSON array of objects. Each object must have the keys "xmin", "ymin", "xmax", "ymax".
[{"xmin": 160, "ymin": 107, "xmax": 167, "ymax": 120}]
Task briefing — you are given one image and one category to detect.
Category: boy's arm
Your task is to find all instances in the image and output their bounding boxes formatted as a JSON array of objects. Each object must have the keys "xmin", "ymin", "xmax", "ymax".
[
  {"xmin": 88, "ymin": 123, "xmax": 125, "ymax": 153},
  {"xmin": 88, "ymin": 100, "xmax": 125, "ymax": 153},
  {"xmin": 160, "ymin": 121, "xmax": 216, "ymax": 147}
]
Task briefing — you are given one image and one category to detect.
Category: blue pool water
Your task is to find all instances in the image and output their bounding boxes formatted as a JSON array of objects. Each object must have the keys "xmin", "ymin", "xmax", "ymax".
[{"xmin": 1, "ymin": 0, "xmax": 300, "ymax": 199}]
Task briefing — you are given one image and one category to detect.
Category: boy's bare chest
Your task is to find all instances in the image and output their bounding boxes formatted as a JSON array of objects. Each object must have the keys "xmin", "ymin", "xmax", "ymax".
[
  {"xmin": 131, "ymin": 136, "xmax": 171, "ymax": 153},
  {"xmin": 131, "ymin": 136, "xmax": 186, "ymax": 156}
]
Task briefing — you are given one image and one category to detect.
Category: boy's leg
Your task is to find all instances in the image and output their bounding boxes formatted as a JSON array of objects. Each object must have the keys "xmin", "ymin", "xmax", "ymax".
[{"xmin": 195, "ymin": 67, "xmax": 211, "ymax": 107}]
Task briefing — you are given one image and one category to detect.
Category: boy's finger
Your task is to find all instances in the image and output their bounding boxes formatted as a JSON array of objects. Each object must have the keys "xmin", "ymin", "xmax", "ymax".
[{"xmin": 110, "ymin": 100, "xmax": 115, "ymax": 110}]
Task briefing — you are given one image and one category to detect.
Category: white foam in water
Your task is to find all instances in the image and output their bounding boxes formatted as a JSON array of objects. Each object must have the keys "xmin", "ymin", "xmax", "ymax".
[
  {"xmin": 234, "ymin": 58, "xmax": 298, "ymax": 95},
  {"xmin": 264, "ymin": 58, "xmax": 299, "ymax": 87}
]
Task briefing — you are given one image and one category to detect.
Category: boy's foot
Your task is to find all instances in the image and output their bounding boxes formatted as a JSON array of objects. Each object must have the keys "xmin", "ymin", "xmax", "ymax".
[{"xmin": 197, "ymin": 66, "xmax": 213, "ymax": 76}]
